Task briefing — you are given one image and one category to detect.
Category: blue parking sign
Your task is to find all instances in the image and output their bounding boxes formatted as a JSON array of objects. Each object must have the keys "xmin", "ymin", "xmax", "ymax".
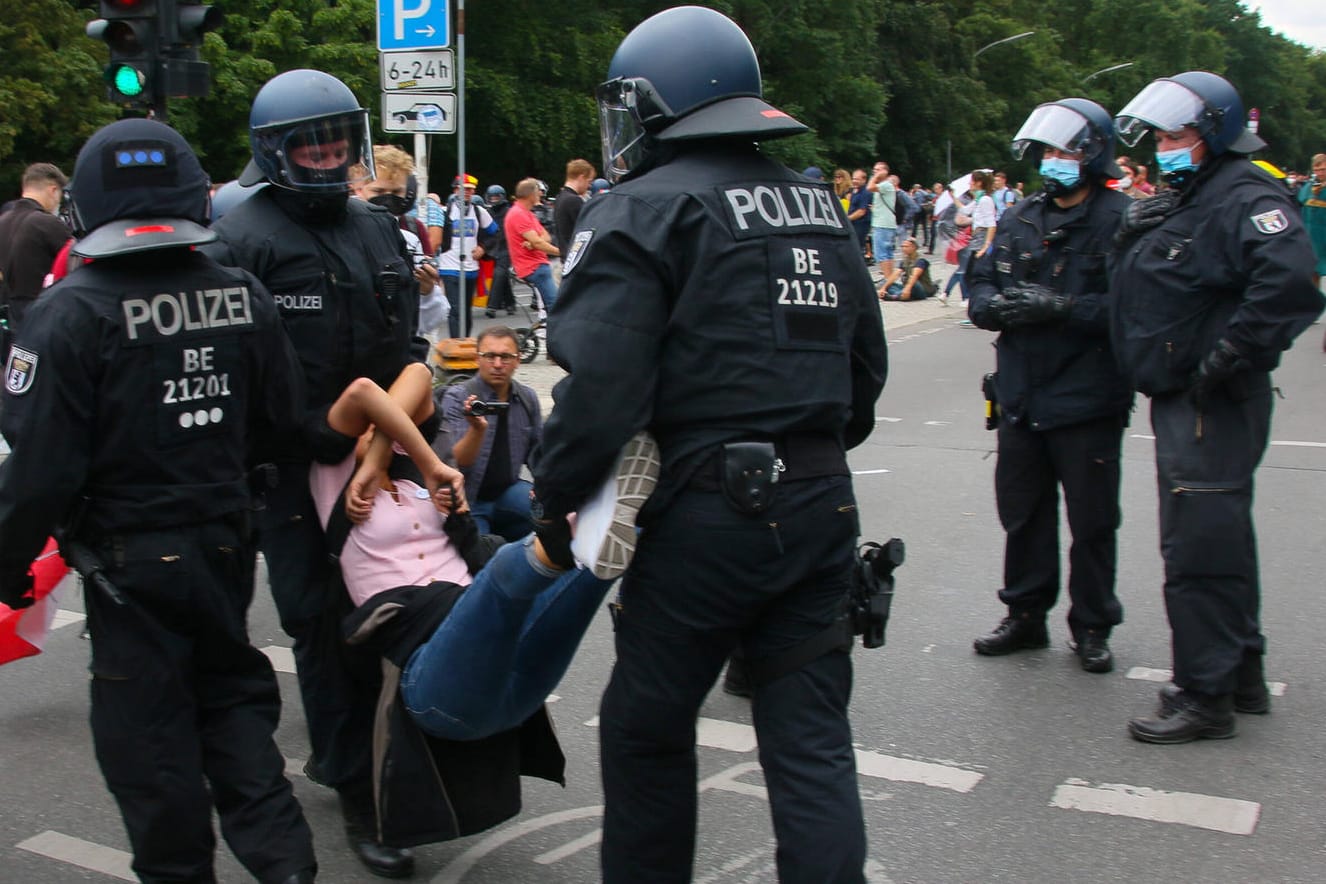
[{"xmin": 378, "ymin": 0, "xmax": 450, "ymax": 51}]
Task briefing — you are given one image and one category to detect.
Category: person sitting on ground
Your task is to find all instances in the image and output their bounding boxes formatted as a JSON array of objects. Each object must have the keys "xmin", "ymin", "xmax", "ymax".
[
  {"xmin": 310, "ymin": 362, "xmax": 660, "ymax": 846},
  {"xmin": 439, "ymin": 326, "xmax": 542, "ymax": 541},
  {"xmin": 877, "ymin": 237, "xmax": 937, "ymax": 301}
]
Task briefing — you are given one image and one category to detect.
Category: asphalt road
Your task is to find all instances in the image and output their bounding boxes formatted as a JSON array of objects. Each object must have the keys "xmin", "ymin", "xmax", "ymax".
[{"xmin": 3, "ymin": 302, "xmax": 1325, "ymax": 882}]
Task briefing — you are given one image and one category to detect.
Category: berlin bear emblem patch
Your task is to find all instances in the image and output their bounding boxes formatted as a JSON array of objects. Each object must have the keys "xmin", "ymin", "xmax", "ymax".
[
  {"xmin": 4, "ymin": 346, "xmax": 38, "ymax": 395},
  {"xmin": 1250, "ymin": 209, "xmax": 1289, "ymax": 235}
]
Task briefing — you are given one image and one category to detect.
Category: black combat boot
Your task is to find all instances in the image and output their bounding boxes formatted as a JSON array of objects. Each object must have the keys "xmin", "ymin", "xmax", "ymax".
[
  {"xmin": 339, "ymin": 786, "xmax": 415, "ymax": 879},
  {"xmin": 1129, "ymin": 690, "xmax": 1236, "ymax": 744},
  {"xmin": 973, "ymin": 613, "xmax": 1049, "ymax": 656},
  {"xmin": 1157, "ymin": 654, "xmax": 1270, "ymax": 717},
  {"xmin": 1069, "ymin": 628, "xmax": 1113, "ymax": 673}
]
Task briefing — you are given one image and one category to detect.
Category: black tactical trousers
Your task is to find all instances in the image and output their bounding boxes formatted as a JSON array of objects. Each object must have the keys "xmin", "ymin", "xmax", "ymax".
[
  {"xmin": 995, "ymin": 415, "xmax": 1125, "ymax": 634},
  {"xmin": 599, "ymin": 475, "xmax": 866, "ymax": 884},
  {"xmin": 258, "ymin": 462, "xmax": 377, "ymax": 793},
  {"xmin": 1151, "ymin": 374, "xmax": 1272, "ymax": 695},
  {"xmin": 85, "ymin": 519, "xmax": 315, "ymax": 884}
]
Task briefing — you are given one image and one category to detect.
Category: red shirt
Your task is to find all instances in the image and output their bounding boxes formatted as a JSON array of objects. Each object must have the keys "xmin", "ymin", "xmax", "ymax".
[{"xmin": 505, "ymin": 201, "xmax": 550, "ymax": 279}]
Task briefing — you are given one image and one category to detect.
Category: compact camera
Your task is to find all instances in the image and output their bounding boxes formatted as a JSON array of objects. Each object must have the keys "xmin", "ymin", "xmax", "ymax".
[{"xmin": 468, "ymin": 400, "xmax": 511, "ymax": 417}]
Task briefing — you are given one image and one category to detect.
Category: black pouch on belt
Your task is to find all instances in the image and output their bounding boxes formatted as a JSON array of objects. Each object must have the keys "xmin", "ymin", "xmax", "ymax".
[{"xmin": 721, "ymin": 441, "xmax": 780, "ymax": 515}]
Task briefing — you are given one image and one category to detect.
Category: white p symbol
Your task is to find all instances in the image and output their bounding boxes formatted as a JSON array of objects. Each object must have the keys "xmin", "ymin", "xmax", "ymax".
[{"xmin": 394, "ymin": 0, "xmax": 430, "ymax": 40}]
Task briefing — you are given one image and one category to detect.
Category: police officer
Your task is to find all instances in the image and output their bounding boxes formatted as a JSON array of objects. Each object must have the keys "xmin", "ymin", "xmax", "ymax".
[
  {"xmin": 202, "ymin": 70, "xmax": 426, "ymax": 876},
  {"xmin": 1109, "ymin": 72, "xmax": 1323, "ymax": 743},
  {"xmin": 0, "ymin": 119, "xmax": 316, "ymax": 883},
  {"xmin": 967, "ymin": 99, "xmax": 1133, "ymax": 673},
  {"xmin": 529, "ymin": 7, "xmax": 887, "ymax": 881}
]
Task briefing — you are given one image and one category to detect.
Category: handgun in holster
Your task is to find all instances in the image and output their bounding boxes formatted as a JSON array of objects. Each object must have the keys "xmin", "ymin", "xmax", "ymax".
[{"xmin": 982, "ymin": 372, "xmax": 1000, "ymax": 431}]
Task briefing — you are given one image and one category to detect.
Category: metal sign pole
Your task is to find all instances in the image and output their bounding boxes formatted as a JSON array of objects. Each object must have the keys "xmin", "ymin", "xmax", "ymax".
[{"xmin": 456, "ymin": 0, "xmax": 468, "ymax": 338}]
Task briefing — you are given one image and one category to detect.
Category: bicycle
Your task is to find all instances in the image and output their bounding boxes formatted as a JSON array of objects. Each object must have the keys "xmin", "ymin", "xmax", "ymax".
[{"xmin": 506, "ymin": 268, "xmax": 546, "ymax": 364}]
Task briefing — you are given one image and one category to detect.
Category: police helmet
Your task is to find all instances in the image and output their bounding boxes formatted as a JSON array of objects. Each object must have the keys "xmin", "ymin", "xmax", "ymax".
[
  {"xmin": 1114, "ymin": 71, "xmax": 1265, "ymax": 156},
  {"xmin": 69, "ymin": 118, "xmax": 216, "ymax": 259},
  {"xmin": 486, "ymin": 184, "xmax": 507, "ymax": 204},
  {"xmin": 595, "ymin": 5, "xmax": 807, "ymax": 182},
  {"xmin": 1011, "ymin": 98, "xmax": 1121, "ymax": 178},
  {"xmin": 239, "ymin": 69, "xmax": 374, "ymax": 192},
  {"xmin": 210, "ymin": 179, "xmax": 265, "ymax": 222}
]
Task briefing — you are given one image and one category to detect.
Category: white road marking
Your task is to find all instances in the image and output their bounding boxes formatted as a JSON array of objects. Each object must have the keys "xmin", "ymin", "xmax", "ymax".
[
  {"xmin": 922, "ymin": 420, "xmax": 951, "ymax": 426},
  {"xmin": 854, "ymin": 749, "xmax": 984, "ymax": 793},
  {"xmin": 52, "ymin": 609, "xmax": 86, "ymax": 630},
  {"xmin": 533, "ymin": 829, "xmax": 600, "ymax": 865},
  {"xmin": 875, "ymin": 416, "xmax": 903, "ymax": 423},
  {"xmin": 434, "ymin": 805, "xmax": 605, "ymax": 883},
  {"xmin": 1050, "ymin": 779, "xmax": 1260, "ymax": 835},
  {"xmin": 260, "ymin": 645, "xmax": 295, "ymax": 674},
  {"xmin": 1130, "ymin": 432, "xmax": 1326, "ymax": 449},
  {"xmin": 583, "ymin": 715, "xmax": 759, "ymax": 753},
  {"xmin": 17, "ymin": 831, "xmax": 134, "ymax": 881},
  {"xmin": 852, "ymin": 469, "xmax": 892, "ymax": 475},
  {"xmin": 1125, "ymin": 666, "xmax": 1286, "ymax": 696}
]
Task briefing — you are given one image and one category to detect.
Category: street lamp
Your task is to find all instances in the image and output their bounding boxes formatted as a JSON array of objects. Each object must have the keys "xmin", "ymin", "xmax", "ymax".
[
  {"xmin": 1083, "ymin": 61, "xmax": 1134, "ymax": 83},
  {"xmin": 948, "ymin": 31, "xmax": 1037, "ymax": 181}
]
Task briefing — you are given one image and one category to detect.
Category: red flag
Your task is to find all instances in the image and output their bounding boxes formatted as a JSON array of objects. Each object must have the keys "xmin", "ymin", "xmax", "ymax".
[{"xmin": 0, "ymin": 538, "xmax": 71, "ymax": 665}]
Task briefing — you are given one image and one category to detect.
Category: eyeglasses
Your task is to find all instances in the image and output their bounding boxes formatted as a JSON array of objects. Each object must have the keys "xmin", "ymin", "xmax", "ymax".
[{"xmin": 478, "ymin": 352, "xmax": 518, "ymax": 363}]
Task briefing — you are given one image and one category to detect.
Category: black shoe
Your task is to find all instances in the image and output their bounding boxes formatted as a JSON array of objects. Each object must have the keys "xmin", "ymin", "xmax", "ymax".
[
  {"xmin": 277, "ymin": 870, "xmax": 316, "ymax": 884},
  {"xmin": 302, "ymin": 755, "xmax": 329, "ymax": 788},
  {"xmin": 485, "ymin": 308, "xmax": 497, "ymax": 318},
  {"xmin": 506, "ymin": 307, "xmax": 518, "ymax": 316},
  {"xmin": 1129, "ymin": 690, "xmax": 1235, "ymax": 744},
  {"xmin": 340, "ymin": 790, "xmax": 415, "ymax": 879},
  {"xmin": 722, "ymin": 659, "xmax": 752, "ymax": 699},
  {"xmin": 1157, "ymin": 674, "xmax": 1270, "ymax": 719},
  {"xmin": 1069, "ymin": 629, "xmax": 1114, "ymax": 673},
  {"xmin": 973, "ymin": 614, "xmax": 1049, "ymax": 656}
]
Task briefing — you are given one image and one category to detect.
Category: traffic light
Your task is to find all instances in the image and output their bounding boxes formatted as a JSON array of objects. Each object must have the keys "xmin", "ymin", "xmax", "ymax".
[
  {"xmin": 86, "ymin": 0, "xmax": 160, "ymax": 106},
  {"xmin": 160, "ymin": 2, "xmax": 223, "ymax": 99}
]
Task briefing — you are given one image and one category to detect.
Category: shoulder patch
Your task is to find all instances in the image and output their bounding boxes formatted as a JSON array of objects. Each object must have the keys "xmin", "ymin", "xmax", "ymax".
[
  {"xmin": 4, "ymin": 346, "xmax": 38, "ymax": 395},
  {"xmin": 562, "ymin": 229, "xmax": 594, "ymax": 276},
  {"xmin": 1251, "ymin": 208, "xmax": 1289, "ymax": 235}
]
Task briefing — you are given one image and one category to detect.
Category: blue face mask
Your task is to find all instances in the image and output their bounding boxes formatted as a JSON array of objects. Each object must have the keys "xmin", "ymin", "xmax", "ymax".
[
  {"xmin": 1039, "ymin": 157, "xmax": 1081, "ymax": 189},
  {"xmin": 1156, "ymin": 146, "xmax": 1199, "ymax": 175}
]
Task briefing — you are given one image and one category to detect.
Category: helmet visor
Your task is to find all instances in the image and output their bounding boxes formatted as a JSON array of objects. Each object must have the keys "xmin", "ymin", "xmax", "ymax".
[
  {"xmin": 596, "ymin": 77, "xmax": 674, "ymax": 183},
  {"xmin": 1011, "ymin": 103, "xmax": 1090, "ymax": 159},
  {"xmin": 1114, "ymin": 79, "xmax": 1207, "ymax": 147},
  {"xmin": 255, "ymin": 110, "xmax": 374, "ymax": 192}
]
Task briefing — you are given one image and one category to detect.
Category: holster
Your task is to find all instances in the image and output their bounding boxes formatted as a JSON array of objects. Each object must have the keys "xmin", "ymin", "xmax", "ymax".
[{"xmin": 720, "ymin": 441, "xmax": 780, "ymax": 515}]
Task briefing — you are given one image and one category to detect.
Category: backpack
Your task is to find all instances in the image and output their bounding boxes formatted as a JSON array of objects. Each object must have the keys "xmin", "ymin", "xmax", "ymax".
[{"xmin": 895, "ymin": 189, "xmax": 917, "ymax": 226}]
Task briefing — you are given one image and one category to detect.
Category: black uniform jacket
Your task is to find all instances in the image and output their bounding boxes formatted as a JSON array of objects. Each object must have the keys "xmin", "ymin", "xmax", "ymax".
[
  {"xmin": 969, "ymin": 186, "xmax": 1133, "ymax": 430},
  {"xmin": 0, "ymin": 249, "xmax": 302, "ymax": 574},
  {"xmin": 531, "ymin": 143, "xmax": 888, "ymax": 517},
  {"xmin": 202, "ymin": 189, "xmax": 428, "ymax": 458},
  {"xmin": 341, "ymin": 512, "xmax": 564, "ymax": 848},
  {"xmin": 1108, "ymin": 155, "xmax": 1324, "ymax": 396}
]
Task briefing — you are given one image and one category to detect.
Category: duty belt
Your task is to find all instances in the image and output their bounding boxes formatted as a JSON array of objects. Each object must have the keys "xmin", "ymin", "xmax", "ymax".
[{"xmin": 687, "ymin": 433, "xmax": 847, "ymax": 491}]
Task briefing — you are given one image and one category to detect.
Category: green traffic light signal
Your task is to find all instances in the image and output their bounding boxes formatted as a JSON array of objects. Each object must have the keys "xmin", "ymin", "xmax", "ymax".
[{"xmin": 111, "ymin": 63, "xmax": 146, "ymax": 97}]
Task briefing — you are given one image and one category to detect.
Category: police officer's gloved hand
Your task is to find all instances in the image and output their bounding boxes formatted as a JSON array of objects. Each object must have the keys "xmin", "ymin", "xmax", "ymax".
[
  {"xmin": 984, "ymin": 292, "xmax": 1019, "ymax": 329},
  {"xmin": 528, "ymin": 492, "xmax": 576, "ymax": 570},
  {"xmin": 1002, "ymin": 283, "xmax": 1073, "ymax": 327},
  {"xmin": 1116, "ymin": 189, "xmax": 1180, "ymax": 244},
  {"xmin": 1188, "ymin": 339, "xmax": 1248, "ymax": 410},
  {"xmin": 0, "ymin": 570, "xmax": 35, "ymax": 611}
]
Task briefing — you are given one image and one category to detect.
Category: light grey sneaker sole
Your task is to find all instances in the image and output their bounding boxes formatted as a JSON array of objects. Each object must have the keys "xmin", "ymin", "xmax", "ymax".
[{"xmin": 571, "ymin": 432, "xmax": 661, "ymax": 580}]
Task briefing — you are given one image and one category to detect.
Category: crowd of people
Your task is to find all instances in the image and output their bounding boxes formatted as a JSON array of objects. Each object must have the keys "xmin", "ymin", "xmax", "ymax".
[{"xmin": 1, "ymin": 7, "xmax": 1325, "ymax": 883}]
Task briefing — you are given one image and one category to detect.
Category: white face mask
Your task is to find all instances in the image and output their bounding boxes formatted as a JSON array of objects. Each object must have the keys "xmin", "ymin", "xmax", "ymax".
[{"xmin": 1117, "ymin": 176, "xmax": 1134, "ymax": 189}]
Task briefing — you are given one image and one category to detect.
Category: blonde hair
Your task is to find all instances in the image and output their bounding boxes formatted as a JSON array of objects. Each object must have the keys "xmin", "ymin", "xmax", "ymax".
[{"xmin": 373, "ymin": 144, "xmax": 414, "ymax": 178}]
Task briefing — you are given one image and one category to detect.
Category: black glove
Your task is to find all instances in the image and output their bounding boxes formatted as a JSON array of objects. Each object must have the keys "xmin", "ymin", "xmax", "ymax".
[
  {"xmin": 1, "ymin": 570, "xmax": 35, "ymax": 611},
  {"xmin": 1001, "ymin": 283, "xmax": 1074, "ymax": 327},
  {"xmin": 528, "ymin": 492, "xmax": 575, "ymax": 570},
  {"xmin": 1115, "ymin": 189, "xmax": 1180, "ymax": 244},
  {"xmin": 1189, "ymin": 339, "xmax": 1248, "ymax": 409}
]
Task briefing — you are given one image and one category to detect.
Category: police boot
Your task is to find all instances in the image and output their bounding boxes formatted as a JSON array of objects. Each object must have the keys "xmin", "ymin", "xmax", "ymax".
[
  {"xmin": 1069, "ymin": 628, "xmax": 1114, "ymax": 674},
  {"xmin": 973, "ymin": 613, "xmax": 1049, "ymax": 656},
  {"xmin": 339, "ymin": 788, "xmax": 415, "ymax": 879},
  {"xmin": 1129, "ymin": 690, "xmax": 1235, "ymax": 744},
  {"xmin": 1156, "ymin": 656, "xmax": 1271, "ymax": 717}
]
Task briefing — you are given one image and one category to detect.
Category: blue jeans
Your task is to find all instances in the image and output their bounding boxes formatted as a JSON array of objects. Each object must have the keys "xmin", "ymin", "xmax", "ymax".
[
  {"xmin": 399, "ymin": 540, "xmax": 611, "ymax": 740},
  {"xmin": 871, "ymin": 227, "xmax": 898, "ymax": 263},
  {"xmin": 522, "ymin": 263, "xmax": 558, "ymax": 313},
  {"xmin": 470, "ymin": 479, "xmax": 534, "ymax": 542},
  {"xmin": 444, "ymin": 273, "xmax": 478, "ymax": 338}
]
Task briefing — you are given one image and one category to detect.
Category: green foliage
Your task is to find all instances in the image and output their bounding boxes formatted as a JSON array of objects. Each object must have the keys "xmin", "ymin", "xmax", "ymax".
[{"xmin": 3, "ymin": 1, "xmax": 1325, "ymax": 200}]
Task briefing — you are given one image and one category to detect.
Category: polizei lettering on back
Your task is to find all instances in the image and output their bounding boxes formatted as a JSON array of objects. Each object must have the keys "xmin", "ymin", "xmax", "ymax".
[
  {"xmin": 722, "ymin": 184, "xmax": 847, "ymax": 238},
  {"xmin": 122, "ymin": 287, "xmax": 255, "ymax": 341}
]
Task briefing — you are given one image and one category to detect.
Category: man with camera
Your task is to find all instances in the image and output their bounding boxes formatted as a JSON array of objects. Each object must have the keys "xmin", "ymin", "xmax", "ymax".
[{"xmin": 439, "ymin": 326, "xmax": 542, "ymax": 541}]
